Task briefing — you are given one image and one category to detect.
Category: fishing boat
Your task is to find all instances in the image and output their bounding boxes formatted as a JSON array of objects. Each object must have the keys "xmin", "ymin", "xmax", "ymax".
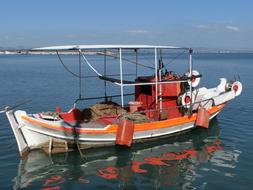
[{"xmin": 4, "ymin": 45, "xmax": 242, "ymax": 157}]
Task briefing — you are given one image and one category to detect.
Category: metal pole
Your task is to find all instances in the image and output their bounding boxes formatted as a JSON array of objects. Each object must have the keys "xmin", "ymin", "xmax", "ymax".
[
  {"xmin": 189, "ymin": 48, "xmax": 193, "ymax": 109},
  {"xmin": 119, "ymin": 48, "xmax": 124, "ymax": 107},
  {"xmin": 155, "ymin": 48, "xmax": 158, "ymax": 109},
  {"xmin": 79, "ymin": 50, "xmax": 82, "ymax": 100},
  {"xmin": 104, "ymin": 49, "xmax": 107, "ymax": 101},
  {"xmin": 159, "ymin": 49, "xmax": 162, "ymax": 112},
  {"xmin": 135, "ymin": 49, "xmax": 138, "ymax": 77}
]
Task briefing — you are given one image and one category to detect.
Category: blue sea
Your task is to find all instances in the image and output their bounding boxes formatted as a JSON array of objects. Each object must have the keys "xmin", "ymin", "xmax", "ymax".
[{"xmin": 0, "ymin": 53, "xmax": 252, "ymax": 189}]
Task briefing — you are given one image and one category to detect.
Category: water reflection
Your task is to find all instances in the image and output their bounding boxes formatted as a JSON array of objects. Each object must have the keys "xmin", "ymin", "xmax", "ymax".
[{"xmin": 13, "ymin": 119, "xmax": 240, "ymax": 189}]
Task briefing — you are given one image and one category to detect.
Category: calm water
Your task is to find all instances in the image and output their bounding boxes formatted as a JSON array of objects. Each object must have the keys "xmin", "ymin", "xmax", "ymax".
[{"xmin": 0, "ymin": 53, "xmax": 252, "ymax": 189}]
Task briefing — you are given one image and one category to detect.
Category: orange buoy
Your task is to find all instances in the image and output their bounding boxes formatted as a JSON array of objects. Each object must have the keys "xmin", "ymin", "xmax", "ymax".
[
  {"xmin": 195, "ymin": 107, "xmax": 210, "ymax": 129},
  {"xmin": 116, "ymin": 119, "xmax": 134, "ymax": 147}
]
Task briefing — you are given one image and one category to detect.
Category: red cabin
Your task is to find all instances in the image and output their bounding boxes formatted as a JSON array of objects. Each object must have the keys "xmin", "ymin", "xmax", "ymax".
[{"xmin": 135, "ymin": 74, "xmax": 181, "ymax": 120}]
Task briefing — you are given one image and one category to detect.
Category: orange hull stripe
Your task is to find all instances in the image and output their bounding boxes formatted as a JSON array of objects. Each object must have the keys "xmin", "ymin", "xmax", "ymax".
[{"xmin": 21, "ymin": 104, "xmax": 225, "ymax": 134}]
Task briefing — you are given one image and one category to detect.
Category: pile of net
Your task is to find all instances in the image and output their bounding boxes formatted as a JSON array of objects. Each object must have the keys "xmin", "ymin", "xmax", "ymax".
[
  {"xmin": 39, "ymin": 112, "xmax": 61, "ymax": 120},
  {"xmin": 82, "ymin": 101, "xmax": 127, "ymax": 122},
  {"xmin": 82, "ymin": 101, "xmax": 150, "ymax": 123},
  {"xmin": 119, "ymin": 112, "xmax": 149, "ymax": 124}
]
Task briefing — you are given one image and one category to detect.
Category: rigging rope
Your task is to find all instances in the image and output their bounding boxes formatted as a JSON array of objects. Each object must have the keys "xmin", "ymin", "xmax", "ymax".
[
  {"xmin": 56, "ymin": 51, "xmax": 85, "ymax": 78},
  {"xmin": 57, "ymin": 50, "xmax": 103, "ymax": 78},
  {"xmin": 56, "ymin": 52, "xmax": 136, "ymax": 79},
  {"xmin": 80, "ymin": 50, "xmax": 103, "ymax": 76},
  {"xmin": 98, "ymin": 51, "xmax": 155, "ymax": 70},
  {"xmin": 56, "ymin": 50, "xmax": 188, "ymax": 80}
]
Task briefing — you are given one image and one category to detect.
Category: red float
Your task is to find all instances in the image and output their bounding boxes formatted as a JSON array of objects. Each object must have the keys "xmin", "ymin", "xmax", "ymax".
[
  {"xmin": 116, "ymin": 119, "xmax": 134, "ymax": 146},
  {"xmin": 195, "ymin": 107, "xmax": 210, "ymax": 128}
]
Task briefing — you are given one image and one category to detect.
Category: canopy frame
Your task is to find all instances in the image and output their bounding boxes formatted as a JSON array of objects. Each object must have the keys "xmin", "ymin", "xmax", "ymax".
[{"xmin": 34, "ymin": 45, "xmax": 193, "ymax": 111}]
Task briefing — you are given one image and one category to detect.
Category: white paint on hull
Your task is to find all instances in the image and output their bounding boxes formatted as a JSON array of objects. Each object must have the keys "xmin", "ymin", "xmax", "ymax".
[
  {"xmin": 6, "ymin": 105, "xmax": 222, "ymax": 156},
  {"xmin": 18, "ymin": 110, "xmax": 221, "ymax": 145}
]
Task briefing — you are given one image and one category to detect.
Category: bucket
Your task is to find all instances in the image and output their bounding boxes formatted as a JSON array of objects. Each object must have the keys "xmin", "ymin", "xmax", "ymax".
[
  {"xmin": 195, "ymin": 107, "xmax": 210, "ymax": 128},
  {"xmin": 128, "ymin": 101, "xmax": 143, "ymax": 113},
  {"xmin": 116, "ymin": 119, "xmax": 134, "ymax": 147}
]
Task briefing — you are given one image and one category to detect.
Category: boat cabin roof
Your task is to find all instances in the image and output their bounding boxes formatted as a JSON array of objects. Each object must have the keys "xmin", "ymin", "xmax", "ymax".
[{"xmin": 33, "ymin": 45, "xmax": 189, "ymax": 51}]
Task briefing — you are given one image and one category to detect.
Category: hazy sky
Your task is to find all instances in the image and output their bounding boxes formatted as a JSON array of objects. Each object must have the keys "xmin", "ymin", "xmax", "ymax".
[{"xmin": 1, "ymin": 0, "xmax": 252, "ymax": 49}]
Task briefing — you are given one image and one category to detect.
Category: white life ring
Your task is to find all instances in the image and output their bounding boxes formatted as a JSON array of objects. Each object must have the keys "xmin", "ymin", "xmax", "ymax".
[
  {"xmin": 232, "ymin": 81, "xmax": 242, "ymax": 96},
  {"xmin": 181, "ymin": 91, "xmax": 196, "ymax": 108},
  {"xmin": 186, "ymin": 70, "xmax": 201, "ymax": 88}
]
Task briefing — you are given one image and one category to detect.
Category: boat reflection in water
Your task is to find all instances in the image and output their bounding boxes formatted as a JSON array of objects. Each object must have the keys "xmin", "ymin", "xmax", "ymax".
[{"xmin": 13, "ymin": 119, "xmax": 240, "ymax": 189}]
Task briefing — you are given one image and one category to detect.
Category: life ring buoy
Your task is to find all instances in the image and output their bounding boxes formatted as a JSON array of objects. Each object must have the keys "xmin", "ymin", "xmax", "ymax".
[
  {"xmin": 232, "ymin": 81, "xmax": 242, "ymax": 96},
  {"xmin": 181, "ymin": 91, "xmax": 196, "ymax": 108},
  {"xmin": 185, "ymin": 70, "xmax": 200, "ymax": 88}
]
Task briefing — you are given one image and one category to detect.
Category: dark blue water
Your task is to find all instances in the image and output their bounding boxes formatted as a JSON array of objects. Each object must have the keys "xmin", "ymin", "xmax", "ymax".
[{"xmin": 0, "ymin": 53, "xmax": 252, "ymax": 189}]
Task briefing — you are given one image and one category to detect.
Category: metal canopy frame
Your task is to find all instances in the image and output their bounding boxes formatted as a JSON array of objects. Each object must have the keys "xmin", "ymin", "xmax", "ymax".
[
  {"xmin": 113, "ymin": 47, "xmax": 193, "ymax": 108},
  {"xmin": 34, "ymin": 45, "xmax": 193, "ymax": 109},
  {"xmin": 33, "ymin": 45, "xmax": 188, "ymax": 51}
]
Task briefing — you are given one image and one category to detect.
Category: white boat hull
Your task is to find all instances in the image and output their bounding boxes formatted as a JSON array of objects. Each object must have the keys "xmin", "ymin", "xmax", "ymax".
[{"xmin": 6, "ymin": 106, "xmax": 222, "ymax": 157}]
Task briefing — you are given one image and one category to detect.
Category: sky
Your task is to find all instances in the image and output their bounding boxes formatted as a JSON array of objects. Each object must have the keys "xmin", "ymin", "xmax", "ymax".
[{"xmin": 1, "ymin": 0, "xmax": 253, "ymax": 49}]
